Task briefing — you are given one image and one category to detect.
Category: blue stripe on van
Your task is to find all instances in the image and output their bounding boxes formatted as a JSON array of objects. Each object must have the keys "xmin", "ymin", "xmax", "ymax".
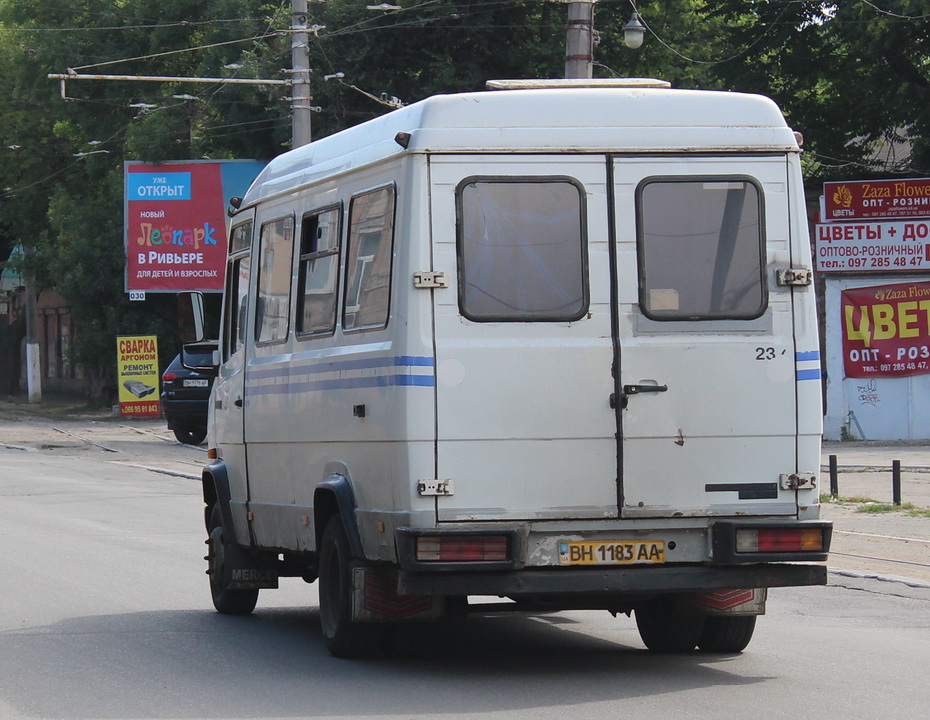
[
  {"xmin": 249, "ymin": 374, "xmax": 435, "ymax": 395},
  {"xmin": 796, "ymin": 369, "xmax": 821, "ymax": 381},
  {"xmin": 245, "ymin": 355, "xmax": 435, "ymax": 395},
  {"xmin": 247, "ymin": 355, "xmax": 434, "ymax": 380},
  {"xmin": 796, "ymin": 350, "xmax": 820, "ymax": 362}
]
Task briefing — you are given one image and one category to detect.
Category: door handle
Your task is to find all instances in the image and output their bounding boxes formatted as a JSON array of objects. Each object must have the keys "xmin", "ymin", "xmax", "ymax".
[
  {"xmin": 623, "ymin": 384, "xmax": 668, "ymax": 395},
  {"xmin": 234, "ymin": 397, "xmax": 243, "ymax": 407},
  {"xmin": 610, "ymin": 384, "xmax": 667, "ymax": 409}
]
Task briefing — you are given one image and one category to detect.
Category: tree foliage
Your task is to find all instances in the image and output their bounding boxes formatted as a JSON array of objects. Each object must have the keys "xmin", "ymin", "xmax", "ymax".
[
  {"xmin": 0, "ymin": 0, "xmax": 928, "ymax": 398},
  {"xmin": 700, "ymin": 0, "xmax": 930, "ymax": 179}
]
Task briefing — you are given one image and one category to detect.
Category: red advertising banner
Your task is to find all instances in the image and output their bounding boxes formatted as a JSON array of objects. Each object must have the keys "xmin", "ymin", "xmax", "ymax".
[
  {"xmin": 815, "ymin": 220, "xmax": 930, "ymax": 272},
  {"xmin": 842, "ymin": 281, "xmax": 930, "ymax": 378},
  {"xmin": 824, "ymin": 178, "xmax": 930, "ymax": 221},
  {"xmin": 124, "ymin": 160, "xmax": 263, "ymax": 292}
]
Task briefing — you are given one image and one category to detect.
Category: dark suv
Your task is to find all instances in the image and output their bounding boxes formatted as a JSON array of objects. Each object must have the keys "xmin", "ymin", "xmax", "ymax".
[{"xmin": 160, "ymin": 350, "xmax": 214, "ymax": 445}]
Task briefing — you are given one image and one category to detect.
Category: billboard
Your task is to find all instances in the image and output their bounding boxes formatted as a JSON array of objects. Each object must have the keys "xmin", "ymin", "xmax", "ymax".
[
  {"xmin": 824, "ymin": 178, "xmax": 930, "ymax": 221},
  {"xmin": 841, "ymin": 281, "xmax": 930, "ymax": 378},
  {"xmin": 124, "ymin": 160, "xmax": 264, "ymax": 293},
  {"xmin": 117, "ymin": 335, "xmax": 160, "ymax": 417},
  {"xmin": 815, "ymin": 219, "xmax": 930, "ymax": 273}
]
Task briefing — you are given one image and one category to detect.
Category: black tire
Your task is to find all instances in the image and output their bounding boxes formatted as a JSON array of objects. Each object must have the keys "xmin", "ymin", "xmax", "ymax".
[
  {"xmin": 318, "ymin": 515, "xmax": 384, "ymax": 658},
  {"xmin": 174, "ymin": 427, "xmax": 207, "ymax": 445},
  {"xmin": 207, "ymin": 505, "xmax": 259, "ymax": 615},
  {"xmin": 635, "ymin": 597, "xmax": 705, "ymax": 653},
  {"xmin": 697, "ymin": 615, "xmax": 757, "ymax": 653}
]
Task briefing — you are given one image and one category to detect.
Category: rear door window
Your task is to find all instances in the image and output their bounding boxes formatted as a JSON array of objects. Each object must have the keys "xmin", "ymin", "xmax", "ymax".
[
  {"xmin": 456, "ymin": 178, "xmax": 587, "ymax": 322},
  {"xmin": 636, "ymin": 178, "xmax": 766, "ymax": 320}
]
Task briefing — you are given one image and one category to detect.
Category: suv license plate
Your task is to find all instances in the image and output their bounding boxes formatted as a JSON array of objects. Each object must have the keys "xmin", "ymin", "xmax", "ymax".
[
  {"xmin": 558, "ymin": 540, "xmax": 665, "ymax": 566},
  {"xmin": 183, "ymin": 379, "xmax": 209, "ymax": 388}
]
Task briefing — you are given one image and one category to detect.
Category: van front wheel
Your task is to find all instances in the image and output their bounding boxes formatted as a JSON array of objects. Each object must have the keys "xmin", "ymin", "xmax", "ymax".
[
  {"xmin": 318, "ymin": 515, "xmax": 384, "ymax": 658},
  {"xmin": 207, "ymin": 505, "xmax": 258, "ymax": 615}
]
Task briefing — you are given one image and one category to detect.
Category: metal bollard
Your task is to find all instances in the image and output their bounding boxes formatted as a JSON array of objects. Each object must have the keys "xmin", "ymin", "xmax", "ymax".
[
  {"xmin": 892, "ymin": 460, "xmax": 901, "ymax": 506},
  {"xmin": 829, "ymin": 455, "xmax": 838, "ymax": 497}
]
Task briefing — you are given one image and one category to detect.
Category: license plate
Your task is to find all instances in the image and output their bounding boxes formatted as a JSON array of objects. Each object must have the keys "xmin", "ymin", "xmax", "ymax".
[
  {"xmin": 558, "ymin": 540, "xmax": 665, "ymax": 566},
  {"xmin": 182, "ymin": 379, "xmax": 209, "ymax": 388}
]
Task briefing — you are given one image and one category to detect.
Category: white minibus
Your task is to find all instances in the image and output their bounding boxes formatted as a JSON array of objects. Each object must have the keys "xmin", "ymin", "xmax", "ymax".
[{"xmin": 184, "ymin": 79, "xmax": 831, "ymax": 657}]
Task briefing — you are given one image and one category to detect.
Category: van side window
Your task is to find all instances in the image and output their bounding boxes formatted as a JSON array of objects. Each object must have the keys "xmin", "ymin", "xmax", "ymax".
[
  {"xmin": 255, "ymin": 216, "xmax": 295, "ymax": 344},
  {"xmin": 343, "ymin": 186, "xmax": 395, "ymax": 331},
  {"xmin": 637, "ymin": 178, "xmax": 766, "ymax": 320},
  {"xmin": 297, "ymin": 206, "xmax": 341, "ymax": 336},
  {"xmin": 456, "ymin": 178, "xmax": 588, "ymax": 322},
  {"xmin": 223, "ymin": 221, "xmax": 252, "ymax": 362}
]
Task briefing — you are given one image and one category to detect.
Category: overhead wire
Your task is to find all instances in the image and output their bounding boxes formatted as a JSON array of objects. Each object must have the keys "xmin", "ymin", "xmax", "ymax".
[
  {"xmin": 11, "ymin": 18, "xmax": 265, "ymax": 33},
  {"xmin": 71, "ymin": 32, "xmax": 285, "ymax": 72},
  {"xmin": 858, "ymin": 0, "xmax": 930, "ymax": 21}
]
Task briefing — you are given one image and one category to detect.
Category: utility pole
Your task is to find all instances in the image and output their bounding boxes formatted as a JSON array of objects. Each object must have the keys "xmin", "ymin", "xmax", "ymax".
[
  {"xmin": 564, "ymin": 0, "xmax": 596, "ymax": 79},
  {"xmin": 23, "ymin": 249, "xmax": 41, "ymax": 403},
  {"xmin": 291, "ymin": 0, "xmax": 313, "ymax": 147}
]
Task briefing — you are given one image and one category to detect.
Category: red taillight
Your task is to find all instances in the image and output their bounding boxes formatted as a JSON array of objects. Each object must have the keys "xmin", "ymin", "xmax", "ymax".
[
  {"xmin": 736, "ymin": 528, "xmax": 824, "ymax": 553},
  {"xmin": 163, "ymin": 372, "xmax": 178, "ymax": 381},
  {"xmin": 416, "ymin": 535, "xmax": 508, "ymax": 562}
]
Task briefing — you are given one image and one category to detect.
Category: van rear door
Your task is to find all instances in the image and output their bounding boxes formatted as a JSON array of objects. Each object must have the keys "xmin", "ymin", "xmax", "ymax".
[
  {"xmin": 428, "ymin": 155, "xmax": 617, "ymax": 523},
  {"xmin": 612, "ymin": 155, "xmax": 800, "ymax": 518}
]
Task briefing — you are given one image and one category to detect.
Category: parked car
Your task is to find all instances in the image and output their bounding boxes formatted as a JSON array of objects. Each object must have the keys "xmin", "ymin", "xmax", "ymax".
[{"xmin": 160, "ymin": 351, "xmax": 213, "ymax": 445}]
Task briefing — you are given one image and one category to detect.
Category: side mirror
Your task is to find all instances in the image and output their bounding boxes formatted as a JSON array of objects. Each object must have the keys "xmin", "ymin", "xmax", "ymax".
[{"xmin": 178, "ymin": 291, "xmax": 206, "ymax": 344}]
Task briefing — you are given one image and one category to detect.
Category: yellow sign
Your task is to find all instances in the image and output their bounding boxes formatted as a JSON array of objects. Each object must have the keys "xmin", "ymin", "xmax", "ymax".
[{"xmin": 117, "ymin": 335, "xmax": 160, "ymax": 417}]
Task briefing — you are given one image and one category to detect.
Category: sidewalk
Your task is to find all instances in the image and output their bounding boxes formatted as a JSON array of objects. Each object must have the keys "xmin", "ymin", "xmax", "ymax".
[
  {"xmin": 0, "ymin": 401, "xmax": 205, "ymax": 480},
  {"xmin": 819, "ymin": 441, "xmax": 930, "ymax": 585}
]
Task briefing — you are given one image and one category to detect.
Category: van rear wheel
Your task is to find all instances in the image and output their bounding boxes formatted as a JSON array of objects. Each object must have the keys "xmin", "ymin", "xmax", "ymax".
[
  {"xmin": 635, "ymin": 597, "xmax": 704, "ymax": 653},
  {"xmin": 318, "ymin": 515, "xmax": 385, "ymax": 658},
  {"xmin": 207, "ymin": 505, "xmax": 259, "ymax": 615},
  {"xmin": 697, "ymin": 615, "xmax": 756, "ymax": 653}
]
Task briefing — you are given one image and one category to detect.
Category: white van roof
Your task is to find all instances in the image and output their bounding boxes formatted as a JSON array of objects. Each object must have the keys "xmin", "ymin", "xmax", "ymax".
[{"xmin": 242, "ymin": 83, "xmax": 799, "ymax": 205}]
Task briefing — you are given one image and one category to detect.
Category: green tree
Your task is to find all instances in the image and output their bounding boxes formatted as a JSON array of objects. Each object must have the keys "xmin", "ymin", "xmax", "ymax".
[
  {"xmin": 3, "ymin": 0, "xmax": 930, "ymax": 401},
  {"xmin": 701, "ymin": 0, "xmax": 930, "ymax": 181},
  {"xmin": 0, "ymin": 0, "xmax": 291, "ymax": 400}
]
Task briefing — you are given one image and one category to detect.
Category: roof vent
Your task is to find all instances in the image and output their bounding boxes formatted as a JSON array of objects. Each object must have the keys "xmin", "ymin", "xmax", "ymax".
[{"xmin": 486, "ymin": 78, "xmax": 671, "ymax": 91}]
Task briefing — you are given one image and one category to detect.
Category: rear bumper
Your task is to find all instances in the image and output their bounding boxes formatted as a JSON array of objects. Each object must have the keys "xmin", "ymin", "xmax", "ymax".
[
  {"xmin": 397, "ymin": 561, "xmax": 827, "ymax": 596},
  {"xmin": 394, "ymin": 519, "xmax": 832, "ymax": 597}
]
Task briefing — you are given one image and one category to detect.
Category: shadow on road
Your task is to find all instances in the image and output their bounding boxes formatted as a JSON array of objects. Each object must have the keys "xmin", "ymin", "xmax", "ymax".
[{"xmin": 0, "ymin": 605, "xmax": 768, "ymax": 720}]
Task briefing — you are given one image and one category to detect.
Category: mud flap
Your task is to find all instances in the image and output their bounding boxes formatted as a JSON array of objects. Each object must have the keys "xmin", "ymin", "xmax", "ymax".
[
  {"xmin": 682, "ymin": 588, "xmax": 767, "ymax": 616},
  {"xmin": 351, "ymin": 568, "xmax": 444, "ymax": 622},
  {"xmin": 221, "ymin": 541, "xmax": 279, "ymax": 590}
]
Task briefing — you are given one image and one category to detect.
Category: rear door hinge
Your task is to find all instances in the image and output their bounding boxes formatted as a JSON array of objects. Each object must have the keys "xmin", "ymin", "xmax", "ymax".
[
  {"xmin": 413, "ymin": 271, "xmax": 448, "ymax": 289},
  {"xmin": 776, "ymin": 267, "xmax": 813, "ymax": 287},
  {"xmin": 779, "ymin": 472, "xmax": 817, "ymax": 490},
  {"xmin": 417, "ymin": 478, "xmax": 454, "ymax": 496}
]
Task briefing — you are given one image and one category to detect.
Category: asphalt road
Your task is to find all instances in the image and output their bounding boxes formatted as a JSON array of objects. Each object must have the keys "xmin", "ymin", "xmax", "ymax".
[{"xmin": 1, "ymin": 411, "xmax": 930, "ymax": 719}]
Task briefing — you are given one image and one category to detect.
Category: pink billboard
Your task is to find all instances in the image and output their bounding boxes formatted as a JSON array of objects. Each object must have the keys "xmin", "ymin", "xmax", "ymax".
[{"xmin": 124, "ymin": 160, "xmax": 263, "ymax": 292}]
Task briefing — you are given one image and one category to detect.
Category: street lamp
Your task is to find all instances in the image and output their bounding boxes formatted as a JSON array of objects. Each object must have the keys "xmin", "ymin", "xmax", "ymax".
[{"xmin": 623, "ymin": 12, "xmax": 646, "ymax": 50}]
